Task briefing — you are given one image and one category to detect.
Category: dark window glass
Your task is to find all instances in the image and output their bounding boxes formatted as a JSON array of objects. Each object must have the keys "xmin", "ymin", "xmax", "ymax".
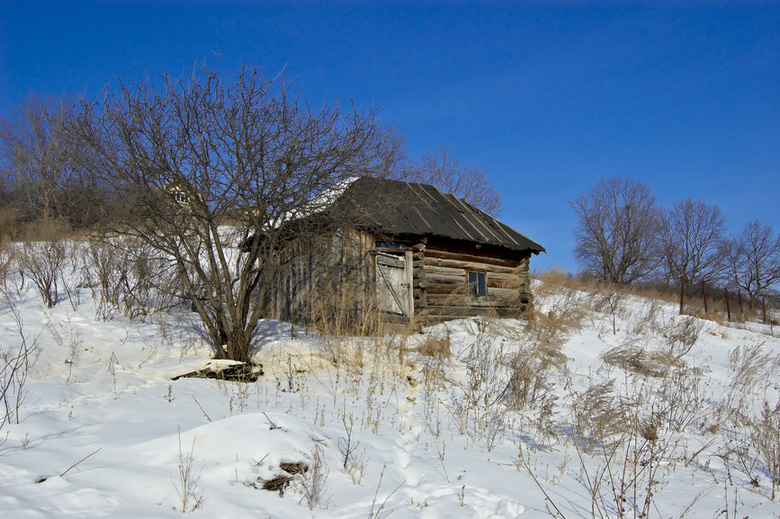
[{"xmin": 468, "ymin": 271, "xmax": 486, "ymax": 296}]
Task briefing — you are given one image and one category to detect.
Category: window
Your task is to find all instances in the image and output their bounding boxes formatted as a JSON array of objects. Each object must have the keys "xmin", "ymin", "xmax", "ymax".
[
  {"xmin": 375, "ymin": 240, "xmax": 407, "ymax": 251},
  {"xmin": 468, "ymin": 271, "xmax": 486, "ymax": 296}
]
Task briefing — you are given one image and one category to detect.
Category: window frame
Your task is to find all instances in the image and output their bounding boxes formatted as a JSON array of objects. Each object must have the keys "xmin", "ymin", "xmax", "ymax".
[{"xmin": 467, "ymin": 270, "xmax": 487, "ymax": 297}]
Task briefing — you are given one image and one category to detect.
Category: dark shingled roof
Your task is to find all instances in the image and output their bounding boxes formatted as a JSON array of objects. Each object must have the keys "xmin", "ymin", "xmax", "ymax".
[{"xmin": 338, "ymin": 177, "xmax": 545, "ymax": 255}]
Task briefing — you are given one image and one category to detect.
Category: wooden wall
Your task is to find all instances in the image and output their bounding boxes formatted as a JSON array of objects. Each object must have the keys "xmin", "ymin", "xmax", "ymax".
[
  {"xmin": 269, "ymin": 230, "xmax": 535, "ymax": 329},
  {"xmin": 411, "ymin": 241, "xmax": 533, "ymax": 321}
]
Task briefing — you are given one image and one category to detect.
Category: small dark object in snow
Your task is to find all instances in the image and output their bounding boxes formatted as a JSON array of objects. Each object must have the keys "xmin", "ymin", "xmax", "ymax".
[
  {"xmin": 260, "ymin": 475, "xmax": 293, "ymax": 495},
  {"xmin": 251, "ymin": 461, "xmax": 309, "ymax": 496},
  {"xmin": 172, "ymin": 362, "xmax": 263, "ymax": 382},
  {"xmin": 279, "ymin": 461, "xmax": 308, "ymax": 475}
]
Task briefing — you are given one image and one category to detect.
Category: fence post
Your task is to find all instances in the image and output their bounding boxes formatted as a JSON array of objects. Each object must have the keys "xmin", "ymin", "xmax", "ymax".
[{"xmin": 724, "ymin": 288, "xmax": 731, "ymax": 322}]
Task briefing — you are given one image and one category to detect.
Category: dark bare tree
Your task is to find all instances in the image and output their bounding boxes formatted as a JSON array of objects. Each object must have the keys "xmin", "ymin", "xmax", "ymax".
[
  {"xmin": 0, "ymin": 94, "xmax": 109, "ymax": 230},
  {"xmin": 388, "ymin": 146, "xmax": 502, "ymax": 216},
  {"xmin": 725, "ymin": 221, "xmax": 780, "ymax": 304},
  {"xmin": 72, "ymin": 64, "xmax": 387, "ymax": 362},
  {"xmin": 571, "ymin": 177, "xmax": 662, "ymax": 284},
  {"xmin": 0, "ymin": 94, "xmax": 72, "ymax": 222},
  {"xmin": 661, "ymin": 199, "xmax": 727, "ymax": 290}
]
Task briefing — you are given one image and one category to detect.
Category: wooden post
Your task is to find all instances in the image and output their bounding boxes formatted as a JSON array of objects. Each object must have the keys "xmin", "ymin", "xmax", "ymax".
[
  {"xmin": 724, "ymin": 288, "xmax": 731, "ymax": 322},
  {"xmin": 701, "ymin": 280, "xmax": 708, "ymax": 315},
  {"xmin": 679, "ymin": 280, "xmax": 685, "ymax": 315},
  {"xmin": 738, "ymin": 291, "xmax": 744, "ymax": 323}
]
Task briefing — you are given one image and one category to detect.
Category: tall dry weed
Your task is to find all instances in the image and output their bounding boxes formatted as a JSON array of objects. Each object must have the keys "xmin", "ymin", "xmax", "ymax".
[
  {"xmin": 723, "ymin": 342, "xmax": 780, "ymax": 419},
  {"xmin": 572, "ymin": 379, "xmax": 628, "ymax": 453},
  {"xmin": 748, "ymin": 399, "xmax": 780, "ymax": 500}
]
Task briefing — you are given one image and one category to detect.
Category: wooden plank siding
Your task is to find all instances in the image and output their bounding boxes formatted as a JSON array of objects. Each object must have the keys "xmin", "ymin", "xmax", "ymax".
[{"xmin": 271, "ymin": 229, "xmax": 377, "ymax": 329}]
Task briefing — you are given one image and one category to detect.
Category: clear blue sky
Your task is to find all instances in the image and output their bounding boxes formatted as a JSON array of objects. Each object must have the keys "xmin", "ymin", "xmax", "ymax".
[{"xmin": 2, "ymin": 1, "xmax": 778, "ymax": 272}]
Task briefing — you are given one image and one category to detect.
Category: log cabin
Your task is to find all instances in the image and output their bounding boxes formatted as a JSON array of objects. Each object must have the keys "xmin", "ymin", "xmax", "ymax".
[{"xmin": 268, "ymin": 177, "xmax": 545, "ymax": 327}]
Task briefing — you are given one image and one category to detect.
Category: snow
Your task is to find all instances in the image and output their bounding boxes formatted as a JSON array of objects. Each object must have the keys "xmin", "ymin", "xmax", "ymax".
[{"xmin": 2, "ymin": 260, "xmax": 780, "ymax": 518}]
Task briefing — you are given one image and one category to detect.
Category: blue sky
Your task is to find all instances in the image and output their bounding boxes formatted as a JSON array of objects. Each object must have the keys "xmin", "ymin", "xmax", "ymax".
[{"xmin": 1, "ymin": 1, "xmax": 778, "ymax": 272}]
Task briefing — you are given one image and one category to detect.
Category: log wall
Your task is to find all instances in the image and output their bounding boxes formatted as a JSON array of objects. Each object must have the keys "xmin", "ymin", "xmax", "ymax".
[
  {"xmin": 413, "ymin": 244, "xmax": 533, "ymax": 322},
  {"xmin": 270, "ymin": 230, "xmax": 536, "ymax": 329}
]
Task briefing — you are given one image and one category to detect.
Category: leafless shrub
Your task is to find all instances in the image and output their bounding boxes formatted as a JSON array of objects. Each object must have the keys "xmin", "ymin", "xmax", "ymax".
[
  {"xmin": 73, "ymin": 63, "xmax": 390, "ymax": 363},
  {"xmin": 452, "ymin": 316, "xmax": 570, "ymax": 448},
  {"xmin": 85, "ymin": 238, "xmax": 121, "ymax": 318},
  {"xmin": 19, "ymin": 237, "xmax": 67, "ymax": 308},
  {"xmin": 459, "ymin": 321, "xmax": 508, "ymax": 410},
  {"xmin": 655, "ymin": 364, "xmax": 711, "ymax": 434},
  {"xmin": 1, "ymin": 304, "xmax": 38, "ymax": 431},
  {"xmin": 449, "ymin": 320, "xmax": 512, "ymax": 447},
  {"xmin": 58, "ymin": 241, "xmax": 90, "ymax": 311},
  {"xmin": 86, "ymin": 237, "xmax": 180, "ymax": 321},
  {"xmin": 580, "ymin": 419, "xmax": 668, "ymax": 519}
]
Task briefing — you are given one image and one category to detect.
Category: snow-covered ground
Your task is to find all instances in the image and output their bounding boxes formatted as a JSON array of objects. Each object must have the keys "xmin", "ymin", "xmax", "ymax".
[{"xmin": 2, "ymin": 264, "xmax": 780, "ymax": 518}]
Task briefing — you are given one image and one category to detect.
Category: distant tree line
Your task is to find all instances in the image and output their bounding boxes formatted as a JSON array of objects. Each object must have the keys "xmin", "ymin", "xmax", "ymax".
[{"xmin": 571, "ymin": 176, "xmax": 780, "ymax": 306}]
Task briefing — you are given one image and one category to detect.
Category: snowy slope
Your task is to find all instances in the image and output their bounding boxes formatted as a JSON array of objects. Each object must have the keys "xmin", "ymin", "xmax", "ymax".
[{"xmin": 2, "ymin": 268, "xmax": 780, "ymax": 518}]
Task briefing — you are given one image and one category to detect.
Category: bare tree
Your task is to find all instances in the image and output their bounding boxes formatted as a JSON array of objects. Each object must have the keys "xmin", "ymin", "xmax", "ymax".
[
  {"xmin": 0, "ymin": 94, "xmax": 72, "ymax": 222},
  {"xmin": 72, "ymin": 64, "xmax": 387, "ymax": 362},
  {"xmin": 388, "ymin": 146, "xmax": 503, "ymax": 216},
  {"xmin": 725, "ymin": 221, "xmax": 780, "ymax": 304},
  {"xmin": 661, "ymin": 199, "xmax": 727, "ymax": 290},
  {"xmin": 0, "ymin": 94, "xmax": 108, "ymax": 230},
  {"xmin": 570, "ymin": 177, "xmax": 662, "ymax": 284}
]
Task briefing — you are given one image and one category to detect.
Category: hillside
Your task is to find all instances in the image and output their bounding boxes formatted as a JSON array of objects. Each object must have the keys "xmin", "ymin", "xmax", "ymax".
[{"xmin": 1, "ymin": 260, "xmax": 780, "ymax": 518}]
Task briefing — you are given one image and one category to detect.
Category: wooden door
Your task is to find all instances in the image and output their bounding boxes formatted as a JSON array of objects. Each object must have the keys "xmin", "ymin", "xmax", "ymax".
[{"xmin": 375, "ymin": 251, "xmax": 413, "ymax": 318}]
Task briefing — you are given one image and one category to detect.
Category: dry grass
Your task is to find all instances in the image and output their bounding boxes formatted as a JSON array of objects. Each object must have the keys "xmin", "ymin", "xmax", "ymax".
[
  {"xmin": 572, "ymin": 379, "xmax": 628, "ymax": 453},
  {"xmin": 413, "ymin": 331, "xmax": 451, "ymax": 360},
  {"xmin": 601, "ymin": 343, "xmax": 680, "ymax": 378}
]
